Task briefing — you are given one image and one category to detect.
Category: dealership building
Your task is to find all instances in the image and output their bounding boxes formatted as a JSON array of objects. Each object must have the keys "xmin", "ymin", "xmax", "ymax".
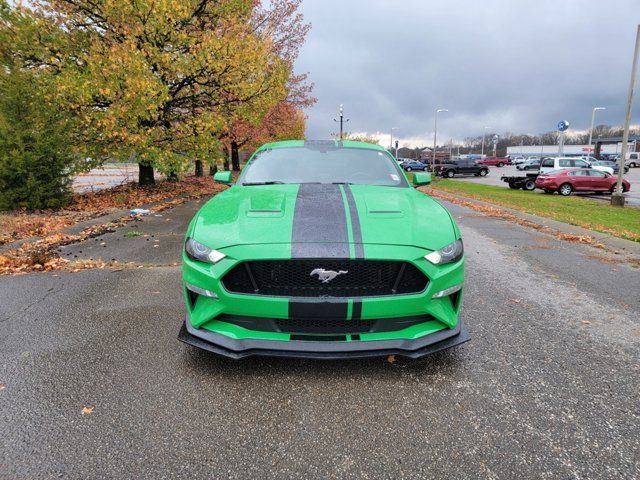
[{"xmin": 506, "ymin": 135, "xmax": 640, "ymax": 157}]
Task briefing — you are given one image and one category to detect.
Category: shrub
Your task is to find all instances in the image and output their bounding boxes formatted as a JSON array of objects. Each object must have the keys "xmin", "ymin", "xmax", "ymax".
[{"xmin": 0, "ymin": 70, "xmax": 78, "ymax": 210}]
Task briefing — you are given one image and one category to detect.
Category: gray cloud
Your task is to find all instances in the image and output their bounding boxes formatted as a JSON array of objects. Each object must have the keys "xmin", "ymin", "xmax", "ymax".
[{"xmin": 295, "ymin": 0, "xmax": 640, "ymax": 146}]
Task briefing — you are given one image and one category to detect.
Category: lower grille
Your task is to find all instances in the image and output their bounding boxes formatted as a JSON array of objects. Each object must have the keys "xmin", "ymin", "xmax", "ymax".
[
  {"xmin": 216, "ymin": 314, "xmax": 433, "ymax": 335},
  {"xmin": 275, "ymin": 317, "xmax": 373, "ymax": 334},
  {"xmin": 222, "ymin": 259, "xmax": 428, "ymax": 297}
]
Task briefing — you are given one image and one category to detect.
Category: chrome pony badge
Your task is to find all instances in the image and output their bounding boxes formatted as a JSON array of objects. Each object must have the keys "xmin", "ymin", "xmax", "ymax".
[{"xmin": 310, "ymin": 268, "xmax": 348, "ymax": 283}]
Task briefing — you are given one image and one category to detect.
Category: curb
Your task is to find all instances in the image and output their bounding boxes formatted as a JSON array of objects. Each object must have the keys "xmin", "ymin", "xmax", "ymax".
[{"xmin": 429, "ymin": 189, "xmax": 640, "ymax": 256}]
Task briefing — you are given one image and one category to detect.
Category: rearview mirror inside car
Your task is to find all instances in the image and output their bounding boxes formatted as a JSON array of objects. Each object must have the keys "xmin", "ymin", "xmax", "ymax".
[
  {"xmin": 214, "ymin": 171, "xmax": 232, "ymax": 184},
  {"xmin": 413, "ymin": 172, "xmax": 432, "ymax": 186}
]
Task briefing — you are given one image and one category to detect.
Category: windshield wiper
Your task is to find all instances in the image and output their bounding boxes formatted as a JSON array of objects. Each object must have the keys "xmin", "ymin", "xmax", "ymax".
[
  {"xmin": 241, "ymin": 181, "xmax": 286, "ymax": 186},
  {"xmin": 331, "ymin": 181, "xmax": 354, "ymax": 185}
]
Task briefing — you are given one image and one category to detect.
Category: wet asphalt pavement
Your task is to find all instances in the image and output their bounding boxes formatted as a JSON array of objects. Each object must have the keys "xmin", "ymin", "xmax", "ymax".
[{"xmin": 1, "ymin": 197, "xmax": 639, "ymax": 479}]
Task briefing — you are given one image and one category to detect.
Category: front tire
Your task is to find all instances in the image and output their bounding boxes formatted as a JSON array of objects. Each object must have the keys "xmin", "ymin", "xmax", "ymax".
[
  {"xmin": 508, "ymin": 181, "xmax": 518, "ymax": 190},
  {"xmin": 523, "ymin": 179, "xmax": 536, "ymax": 191},
  {"xmin": 446, "ymin": 169, "xmax": 455, "ymax": 178},
  {"xmin": 497, "ymin": 162, "xmax": 504, "ymax": 167},
  {"xmin": 479, "ymin": 169, "xmax": 488, "ymax": 177},
  {"xmin": 406, "ymin": 167, "xmax": 412, "ymax": 172},
  {"xmin": 629, "ymin": 162, "xmax": 637, "ymax": 168},
  {"xmin": 559, "ymin": 183, "xmax": 573, "ymax": 196}
]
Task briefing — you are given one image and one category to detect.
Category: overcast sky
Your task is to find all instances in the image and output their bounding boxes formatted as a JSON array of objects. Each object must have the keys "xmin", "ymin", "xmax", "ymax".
[{"xmin": 295, "ymin": 0, "xmax": 640, "ymax": 147}]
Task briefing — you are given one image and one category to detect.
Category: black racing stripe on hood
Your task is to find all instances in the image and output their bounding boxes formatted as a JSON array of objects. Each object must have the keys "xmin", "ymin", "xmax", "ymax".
[
  {"xmin": 343, "ymin": 184, "xmax": 364, "ymax": 258},
  {"xmin": 291, "ymin": 184, "xmax": 349, "ymax": 258}
]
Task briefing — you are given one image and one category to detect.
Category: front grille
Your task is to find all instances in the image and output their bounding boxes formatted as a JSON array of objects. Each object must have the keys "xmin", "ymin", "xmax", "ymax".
[{"xmin": 221, "ymin": 260, "xmax": 428, "ymax": 297}]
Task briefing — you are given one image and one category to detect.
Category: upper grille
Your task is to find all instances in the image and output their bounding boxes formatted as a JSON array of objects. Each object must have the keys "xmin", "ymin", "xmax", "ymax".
[{"xmin": 221, "ymin": 260, "xmax": 428, "ymax": 297}]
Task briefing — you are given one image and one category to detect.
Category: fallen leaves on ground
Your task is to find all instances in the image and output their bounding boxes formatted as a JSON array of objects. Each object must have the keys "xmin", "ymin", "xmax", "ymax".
[
  {"xmin": 1, "ymin": 176, "xmax": 226, "ymax": 246},
  {"xmin": 0, "ymin": 176, "xmax": 227, "ymax": 274},
  {"xmin": 81, "ymin": 406, "xmax": 94, "ymax": 415},
  {"xmin": 581, "ymin": 320, "xmax": 592, "ymax": 325},
  {"xmin": 386, "ymin": 355, "xmax": 396, "ymax": 364},
  {"xmin": 0, "ymin": 383, "xmax": 5, "ymax": 391},
  {"xmin": 424, "ymin": 188, "xmax": 599, "ymax": 246}
]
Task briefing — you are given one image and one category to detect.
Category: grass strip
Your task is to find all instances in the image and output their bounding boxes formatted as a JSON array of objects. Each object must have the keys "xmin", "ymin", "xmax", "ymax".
[{"xmin": 427, "ymin": 179, "xmax": 640, "ymax": 242}]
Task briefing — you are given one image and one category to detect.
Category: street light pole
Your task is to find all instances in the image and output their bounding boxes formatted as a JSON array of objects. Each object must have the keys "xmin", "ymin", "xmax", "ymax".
[
  {"xmin": 432, "ymin": 109, "xmax": 448, "ymax": 170},
  {"xmin": 481, "ymin": 126, "xmax": 491, "ymax": 156},
  {"xmin": 587, "ymin": 107, "xmax": 606, "ymax": 159},
  {"xmin": 333, "ymin": 104, "xmax": 349, "ymax": 140},
  {"xmin": 390, "ymin": 127, "xmax": 399, "ymax": 153},
  {"xmin": 613, "ymin": 24, "xmax": 640, "ymax": 207}
]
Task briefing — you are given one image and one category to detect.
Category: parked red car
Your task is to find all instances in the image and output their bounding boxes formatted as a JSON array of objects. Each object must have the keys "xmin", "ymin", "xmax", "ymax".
[
  {"xmin": 535, "ymin": 168, "xmax": 631, "ymax": 196},
  {"xmin": 475, "ymin": 157, "xmax": 508, "ymax": 167}
]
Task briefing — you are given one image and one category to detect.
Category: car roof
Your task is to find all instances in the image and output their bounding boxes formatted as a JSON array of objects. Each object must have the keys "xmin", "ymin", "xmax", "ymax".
[{"xmin": 255, "ymin": 140, "xmax": 389, "ymax": 153}]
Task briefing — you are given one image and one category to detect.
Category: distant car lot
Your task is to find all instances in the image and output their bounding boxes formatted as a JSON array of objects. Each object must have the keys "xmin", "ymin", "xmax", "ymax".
[{"xmin": 449, "ymin": 164, "xmax": 640, "ymax": 206}]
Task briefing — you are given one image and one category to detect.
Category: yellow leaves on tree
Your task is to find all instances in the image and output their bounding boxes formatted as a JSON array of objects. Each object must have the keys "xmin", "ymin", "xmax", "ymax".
[{"xmin": 3, "ymin": 0, "xmax": 305, "ymax": 176}]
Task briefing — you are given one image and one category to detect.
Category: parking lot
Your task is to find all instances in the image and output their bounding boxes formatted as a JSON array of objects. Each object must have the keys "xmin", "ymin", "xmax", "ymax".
[
  {"xmin": 2, "ymin": 195, "xmax": 639, "ymax": 478},
  {"xmin": 449, "ymin": 164, "xmax": 640, "ymax": 206}
]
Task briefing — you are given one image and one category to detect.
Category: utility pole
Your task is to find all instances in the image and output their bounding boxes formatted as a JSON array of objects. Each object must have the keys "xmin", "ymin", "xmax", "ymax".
[
  {"xmin": 432, "ymin": 108, "xmax": 448, "ymax": 171},
  {"xmin": 333, "ymin": 104, "xmax": 349, "ymax": 140},
  {"xmin": 587, "ymin": 107, "xmax": 606, "ymax": 159},
  {"xmin": 613, "ymin": 24, "xmax": 640, "ymax": 207},
  {"xmin": 481, "ymin": 126, "xmax": 491, "ymax": 156},
  {"xmin": 390, "ymin": 127, "xmax": 399, "ymax": 153}
]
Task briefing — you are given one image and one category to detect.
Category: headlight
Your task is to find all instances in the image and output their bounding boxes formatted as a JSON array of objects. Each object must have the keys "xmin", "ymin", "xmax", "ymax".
[
  {"xmin": 185, "ymin": 238, "xmax": 226, "ymax": 264},
  {"xmin": 424, "ymin": 239, "xmax": 463, "ymax": 265}
]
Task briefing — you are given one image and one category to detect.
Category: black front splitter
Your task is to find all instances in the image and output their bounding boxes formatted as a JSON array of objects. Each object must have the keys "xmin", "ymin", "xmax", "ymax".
[{"xmin": 178, "ymin": 318, "xmax": 470, "ymax": 360}]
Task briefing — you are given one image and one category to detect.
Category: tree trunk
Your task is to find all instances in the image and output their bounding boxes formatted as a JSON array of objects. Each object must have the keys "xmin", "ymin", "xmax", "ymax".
[
  {"xmin": 209, "ymin": 164, "xmax": 217, "ymax": 176},
  {"xmin": 138, "ymin": 162, "xmax": 155, "ymax": 186},
  {"xmin": 231, "ymin": 141, "xmax": 240, "ymax": 171},
  {"xmin": 194, "ymin": 160, "xmax": 203, "ymax": 177}
]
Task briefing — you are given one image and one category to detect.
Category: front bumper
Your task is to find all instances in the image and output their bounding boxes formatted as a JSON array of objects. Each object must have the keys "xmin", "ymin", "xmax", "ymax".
[{"xmin": 178, "ymin": 316, "xmax": 470, "ymax": 360}]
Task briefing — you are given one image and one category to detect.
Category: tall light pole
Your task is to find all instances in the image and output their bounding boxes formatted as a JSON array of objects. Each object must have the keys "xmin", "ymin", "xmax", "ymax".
[
  {"xmin": 481, "ymin": 126, "xmax": 491, "ymax": 156},
  {"xmin": 613, "ymin": 24, "xmax": 640, "ymax": 207},
  {"xmin": 432, "ymin": 108, "xmax": 448, "ymax": 170},
  {"xmin": 333, "ymin": 104, "xmax": 349, "ymax": 140},
  {"xmin": 390, "ymin": 127, "xmax": 399, "ymax": 151},
  {"xmin": 587, "ymin": 107, "xmax": 606, "ymax": 159}
]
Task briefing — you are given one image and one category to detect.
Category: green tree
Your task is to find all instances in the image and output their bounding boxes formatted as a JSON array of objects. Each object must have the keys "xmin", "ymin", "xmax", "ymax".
[
  {"xmin": 0, "ymin": 68, "xmax": 78, "ymax": 210},
  {"xmin": 2, "ymin": 0, "xmax": 292, "ymax": 185}
]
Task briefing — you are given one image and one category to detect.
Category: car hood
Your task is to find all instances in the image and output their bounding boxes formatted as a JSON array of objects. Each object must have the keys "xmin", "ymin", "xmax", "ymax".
[{"xmin": 192, "ymin": 184, "xmax": 456, "ymax": 252}]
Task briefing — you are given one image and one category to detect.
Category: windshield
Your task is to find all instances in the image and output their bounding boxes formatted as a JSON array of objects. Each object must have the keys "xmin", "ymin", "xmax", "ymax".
[{"xmin": 238, "ymin": 146, "xmax": 408, "ymax": 187}]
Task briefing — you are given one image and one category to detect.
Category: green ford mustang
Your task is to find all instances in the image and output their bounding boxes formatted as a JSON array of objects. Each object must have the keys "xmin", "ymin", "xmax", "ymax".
[{"xmin": 178, "ymin": 140, "xmax": 469, "ymax": 359}]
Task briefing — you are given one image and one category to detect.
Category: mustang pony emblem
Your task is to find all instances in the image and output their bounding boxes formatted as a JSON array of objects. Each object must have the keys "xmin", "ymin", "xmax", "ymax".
[{"xmin": 310, "ymin": 268, "xmax": 348, "ymax": 283}]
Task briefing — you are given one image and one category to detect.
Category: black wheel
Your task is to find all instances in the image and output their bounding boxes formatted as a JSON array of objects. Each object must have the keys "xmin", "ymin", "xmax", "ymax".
[
  {"xmin": 446, "ymin": 169, "xmax": 455, "ymax": 178},
  {"xmin": 497, "ymin": 162, "xmax": 504, "ymax": 167},
  {"xmin": 406, "ymin": 167, "xmax": 412, "ymax": 172},
  {"xmin": 559, "ymin": 183, "xmax": 573, "ymax": 196},
  {"xmin": 630, "ymin": 162, "xmax": 637, "ymax": 168},
  {"xmin": 508, "ymin": 181, "xmax": 518, "ymax": 190},
  {"xmin": 523, "ymin": 179, "xmax": 536, "ymax": 191},
  {"xmin": 479, "ymin": 169, "xmax": 488, "ymax": 177},
  {"xmin": 610, "ymin": 184, "xmax": 628, "ymax": 194}
]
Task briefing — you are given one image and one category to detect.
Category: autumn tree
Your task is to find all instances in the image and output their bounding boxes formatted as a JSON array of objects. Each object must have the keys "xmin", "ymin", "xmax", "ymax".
[
  {"xmin": 2, "ymin": 0, "xmax": 292, "ymax": 185},
  {"xmin": 220, "ymin": 0, "xmax": 314, "ymax": 172}
]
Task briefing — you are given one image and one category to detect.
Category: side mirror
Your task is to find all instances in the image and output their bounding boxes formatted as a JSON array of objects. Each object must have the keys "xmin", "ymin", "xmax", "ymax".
[
  {"xmin": 214, "ymin": 171, "xmax": 232, "ymax": 184},
  {"xmin": 413, "ymin": 172, "xmax": 432, "ymax": 186}
]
